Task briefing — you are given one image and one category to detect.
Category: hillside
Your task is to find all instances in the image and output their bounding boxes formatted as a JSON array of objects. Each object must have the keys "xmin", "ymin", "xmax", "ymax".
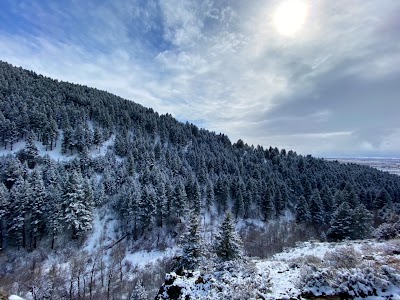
[
  {"xmin": 156, "ymin": 239, "xmax": 400, "ymax": 300},
  {"xmin": 0, "ymin": 60, "xmax": 399, "ymax": 299}
]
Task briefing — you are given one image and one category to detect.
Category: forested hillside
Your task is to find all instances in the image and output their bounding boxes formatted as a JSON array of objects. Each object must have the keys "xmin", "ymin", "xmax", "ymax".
[{"xmin": 0, "ymin": 60, "xmax": 399, "ymax": 299}]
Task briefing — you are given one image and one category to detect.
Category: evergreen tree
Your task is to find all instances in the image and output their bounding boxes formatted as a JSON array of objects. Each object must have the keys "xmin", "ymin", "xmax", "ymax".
[
  {"xmin": 138, "ymin": 185, "xmax": 156, "ymax": 235},
  {"xmin": 0, "ymin": 183, "xmax": 9, "ymax": 249},
  {"xmin": 214, "ymin": 211, "xmax": 243, "ymax": 261},
  {"xmin": 215, "ymin": 177, "xmax": 229, "ymax": 212},
  {"xmin": 62, "ymin": 127, "xmax": 73, "ymax": 154},
  {"xmin": 46, "ymin": 183, "xmax": 63, "ymax": 249},
  {"xmin": 25, "ymin": 132, "xmax": 39, "ymax": 169},
  {"xmin": 327, "ymin": 202, "xmax": 353, "ymax": 241},
  {"xmin": 173, "ymin": 182, "xmax": 188, "ymax": 220},
  {"xmin": 261, "ymin": 187, "xmax": 275, "ymax": 220},
  {"xmin": 274, "ymin": 188, "xmax": 285, "ymax": 217},
  {"xmin": 130, "ymin": 280, "xmax": 148, "ymax": 300},
  {"xmin": 347, "ymin": 190, "xmax": 360, "ymax": 209},
  {"xmin": 7, "ymin": 177, "xmax": 30, "ymax": 248},
  {"xmin": 62, "ymin": 171, "xmax": 93, "ymax": 239},
  {"xmin": 374, "ymin": 189, "xmax": 392, "ymax": 210},
  {"xmin": 192, "ymin": 179, "xmax": 202, "ymax": 215},
  {"xmin": 155, "ymin": 181, "xmax": 168, "ymax": 227},
  {"xmin": 179, "ymin": 212, "xmax": 204, "ymax": 270},
  {"xmin": 205, "ymin": 181, "xmax": 214, "ymax": 211},
  {"xmin": 309, "ymin": 188, "xmax": 324, "ymax": 225},
  {"xmin": 320, "ymin": 186, "xmax": 335, "ymax": 224},
  {"xmin": 295, "ymin": 195, "xmax": 310, "ymax": 223},
  {"xmin": 28, "ymin": 169, "xmax": 46, "ymax": 248},
  {"xmin": 352, "ymin": 204, "xmax": 373, "ymax": 239}
]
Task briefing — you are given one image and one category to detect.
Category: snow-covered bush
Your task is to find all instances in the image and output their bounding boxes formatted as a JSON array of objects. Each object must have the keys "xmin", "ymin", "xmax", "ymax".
[
  {"xmin": 373, "ymin": 222, "xmax": 400, "ymax": 240},
  {"xmin": 324, "ymin": 246, "xmax": 361, "ymax": 269},
  {"xmin": 156, "ymin": 261, "xmax": 271, "ymax": 300},
  {"xmin": 301, "ymin": 262, "xmax": 400, "ymax": 298}
]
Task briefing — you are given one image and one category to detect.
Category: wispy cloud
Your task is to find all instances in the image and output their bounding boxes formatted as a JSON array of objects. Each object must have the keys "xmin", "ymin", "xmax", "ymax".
[{"xmin": 0, "ymin": 0, "xmax": 399, "ymax": 156}]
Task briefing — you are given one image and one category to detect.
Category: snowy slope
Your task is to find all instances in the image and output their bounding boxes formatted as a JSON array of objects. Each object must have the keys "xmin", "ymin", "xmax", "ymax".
[{"xmin": 157, "ymin": 239, "xmax": 400, "ymax": 300}]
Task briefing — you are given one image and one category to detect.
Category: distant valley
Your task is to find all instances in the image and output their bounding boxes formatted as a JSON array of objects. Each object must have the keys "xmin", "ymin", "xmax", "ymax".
[{"xmin": 327, "ymin": 157, "xmax": 400, "ymax": 176}]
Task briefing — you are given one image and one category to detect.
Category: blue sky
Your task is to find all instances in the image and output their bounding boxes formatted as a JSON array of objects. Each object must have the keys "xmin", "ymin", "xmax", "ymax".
[{"xmin": 1, "ymin": 0, "xmax": 400, "ymax": 157}]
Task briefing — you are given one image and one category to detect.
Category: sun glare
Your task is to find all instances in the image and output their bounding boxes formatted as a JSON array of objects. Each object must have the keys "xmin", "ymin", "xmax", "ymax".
[{"xmin": 273, "ymin": 0, "xmax": 308, "ymax": 36}]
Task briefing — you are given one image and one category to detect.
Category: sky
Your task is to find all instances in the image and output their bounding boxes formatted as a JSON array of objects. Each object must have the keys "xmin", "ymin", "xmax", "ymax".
[{"xmin": 0, "ymin": 0, "xmax": 399, "ymax": 157}]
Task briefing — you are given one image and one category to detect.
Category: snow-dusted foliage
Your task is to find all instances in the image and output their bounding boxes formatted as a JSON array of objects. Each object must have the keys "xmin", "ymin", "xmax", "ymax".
[
  {"xmin": 156, "ymin": 261, "xmax": 270, "ymax": 300},
  {"xmin": 300, "ymin": 244, "xmax": 400, "ymax": 299},
  {"xmin": 177, "ymin": 212, "xmax": 204, "ymax": 271},
  {"xmin": 374, "ymin": 222, "xmax": 400, "ymax": 240},
  {"xmin": 214, "ymin": 212, "xmax": 243, "ymax": 261}
]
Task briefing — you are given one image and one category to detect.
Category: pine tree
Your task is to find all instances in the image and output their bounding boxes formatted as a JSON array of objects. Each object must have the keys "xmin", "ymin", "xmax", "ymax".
[
  {"xmin": 25, "ymin": 132, "xmax": 39, "ymax": 169},
  {"xmin": 309, "ymin": 188, "xmax": 324, "ymax": 225},
  {"xmin": 7, "ymin": 177, "xmax": 30, "ymax": 248},
  {"xmin": 46, "ymin": 183, "xmax": 63, "ymax": 249},
  {"xmin": 62, "ymin": 171, "xmax": 93, "ymax": 239},
  {"xmin": 205, "ymin": 181, "xmax": 214, "ymax": 211},
  {"xmin": 347, "ymin": 190, "xmax": 360, "ymax": 209},
  {"xmin": 0, "ymin": 183, "xmax": 9, "ymax": 249},
  {"xmin": 327, "ymin": 202, "xmax": 353, "ymax": 241},
  {"xmin": 28, "ymin": 169, "xmax": 46, "ymax": 248},
  {"xmin": 296, "ymin": 195, "xmax": 310, "ymax": 223},
  {"xmin": 155, "ymin": 181, "xmax": 168, "ymax": 227},
  {"xmin": 61, "ymin": 127, "xmax": 73, "ymax": 154},
  {"xmin": 320, "ymin": 186, "xmax": 335, "ymax": 224},
  {"xmin": 274, "ymin": 188, "xmax": 285, "ymax": 217},
  {"xmin": 352, "ymin": 204, "xmax": 373, "ymax": 239},
  {"xmin": 179, "ymin": 212, "xmax": 204, "ymax": 270},
  {"xmin": 192, "ymin": 179, "xmax": 201, "ymax": 215},
  {"xmin": 261, "ymin": 187, "xmax": 275, "ymax": 220},
  {"xmin": 374, "ymin": 189, "xmax": 391, "ymax": 210},
  {"xmin": 215, "ymin": 177, "xmax": 229, "ymax": 212},
  {"xmin": 130, "ymin": 279, "xmax": 148, "ymax": 300},
  {"xmin": 138, "ymin": 185, "xmax": 156, "ymax": 235},
  {"xmin": 214, "ymin": 211, "xmax": 243, "ymax": 261},
  {"xmin": 173, "ymin": 182, "xmax": 188, "ymax": 220}
]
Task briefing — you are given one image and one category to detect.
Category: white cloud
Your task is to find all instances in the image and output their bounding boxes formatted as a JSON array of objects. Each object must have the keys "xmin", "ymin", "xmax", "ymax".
[{"xmin": 1, "ymin": 0, "xmax": 400, "ymax": 156}]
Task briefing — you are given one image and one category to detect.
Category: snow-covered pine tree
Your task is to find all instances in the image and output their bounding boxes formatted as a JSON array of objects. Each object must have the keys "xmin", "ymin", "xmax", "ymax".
[
  {"xmin": 138, "ymin": 185, "xmax": 156, "ymax": 235},
  {"xmin": 25, "ymin": 132, "xmax": 39, "ymax": 169},
  {"xmin": 173, "ymin": 181, "xmax": 188, "ymax": 221},
  {"xmin": 179, "ymin": 211, "xmax": 204, "ymax": 270},
  {"xmin": 327, "ymin": 202, "xmax": 353, "ymax": 241},
  {"xmin": 155, "ymin": 180, "xmax": 168, "ymax": 227},
  {"xmin": 7, "ymin": 176, "xmax": 30, "ymax": 248},
  {"xmin": 352, "ymin": 204, "xmax": 373, "ymax": 239},
  {"xmin": 214, "ymin": 211, "xmax": 243, "ymax": 261},
  {"xmin": 320, "ymin": 186, "xmax": 335, "ymax": 224},
  {"xmin": 28, "ymin": 169, "xmax": 46, "ymax": 248},
  {"xmin": 309, "ymin": 188, "xmax": 324, "ymax": 225},
  {"xmin": 130, "ymin": 279, "xmax": 148, "ymax": 300},
  {"xmin": 296, "ymin": 195, "xmax": 311, "ymax": 223},
  {"xmin": 62, "ymin": 171, "xmax": 93, "ymax": 239},
  {"xmin": 46, "ymin": 183, "xmax": 63, "ymax": 249},
  {"xmin": 261, "ymin": 186, "xmax": 275, "ymax": 221},
  {"xmin": 0, "ymin": 183, "xmax": 9, "ymax": 249}
]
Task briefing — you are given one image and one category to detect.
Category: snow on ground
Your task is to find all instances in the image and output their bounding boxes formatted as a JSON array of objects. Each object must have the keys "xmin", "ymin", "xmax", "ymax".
[
  {"xmin": 124, "ymin": 247, "xmax": 177, "ymax": 268},
  {"xmin": 253, "ymin": 239, "xmax": 400, "ymax": 300},
  {"xmin": 0, "ymin": 131, "xmax": 116, "ymax": 161},
  {"xmin": 0, "ymin": 140, "xmax": 26, "ymax": 156},
  {"xmin": 90, "ymin": 134, "xmax": 115, "ymax": 158},
  {"xmin": 9, "ymin": 296, "xmax": 25, "ymax": 300},
  {"xmin": 84, "ymin": 209, "xmax": 119, "ymax": 252}
]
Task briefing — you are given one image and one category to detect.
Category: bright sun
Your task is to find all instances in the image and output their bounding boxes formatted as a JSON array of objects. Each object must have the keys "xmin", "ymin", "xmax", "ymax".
[{"xmin": 273, "ymin": 0, "xmax": 308, "ymax": 36}]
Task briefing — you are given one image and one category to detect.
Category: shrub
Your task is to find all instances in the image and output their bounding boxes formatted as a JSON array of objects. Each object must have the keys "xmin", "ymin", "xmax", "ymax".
[
  {"xmin": 373, "ymin": 222, "xmax": 400, "ymax": 240},
  {"xmin": 324, "ymin": 246, "xmax": 361, "ymax": 269}
]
